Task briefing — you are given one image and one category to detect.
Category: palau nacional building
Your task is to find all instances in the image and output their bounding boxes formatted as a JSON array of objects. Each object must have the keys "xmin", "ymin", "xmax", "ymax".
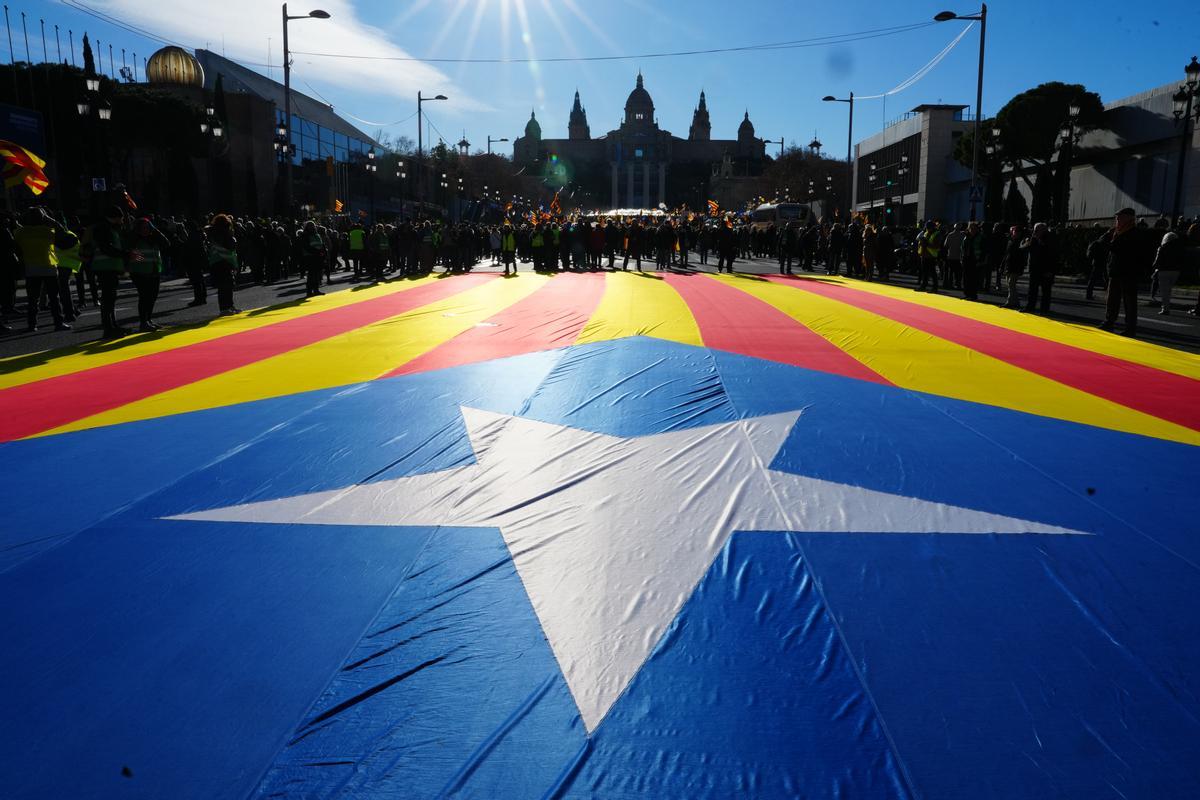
[{"xmin": 512, "ymin": 73, "xmax": 768, "ymax": 209}]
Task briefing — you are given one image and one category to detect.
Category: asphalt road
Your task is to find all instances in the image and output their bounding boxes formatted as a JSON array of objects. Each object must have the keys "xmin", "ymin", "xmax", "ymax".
[{"xmin": 2, "ymin": 256, "xmax": 1198, "ymax": 360}]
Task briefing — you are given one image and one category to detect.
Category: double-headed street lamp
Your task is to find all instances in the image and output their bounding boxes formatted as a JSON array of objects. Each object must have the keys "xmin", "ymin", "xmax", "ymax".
[
  {"xmin": 273, "ymin": 121, "xmax": 290, "ymax": 158},
  {"xmin": 1170, "ymin": 56, "xmax": 1200, "ymax": 223},
  {"xmin": 935, "ymin": 3, "xmax": 988, "ymax": 221},
  {"xmin": 200, "ymin": 104, "xmax": 224, "ymax": 139},
  {"xmin": 487, "ymin": 135, "xmax": 508, "ymax": 155},
  {"xmin": 1056, "ymin": 102, "xmax": 1081, "ymax": 223},
  {"xmin": 417, "ymin": 91, "xmax": 448, "ymax": 215},
  {"xmin": 821, "ymin": 92, "xmax": 853, "ymax": 219},
  {"xmin": 394, "ymin": 159, "xmax": 407, "ymax": 211},
  {"xmin": 365, "ymin": 147, "xmax": 378, "ymax": 221},
  {"xmin": 78, "ymin": 72, "xmax": 111, "ymax": 211},
  {"xmin": 281, "ymin": 3, "xmax": 330, "ymax": 213}
]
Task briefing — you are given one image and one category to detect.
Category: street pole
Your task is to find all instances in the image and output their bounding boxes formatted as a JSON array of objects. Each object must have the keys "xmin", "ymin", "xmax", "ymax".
[
  {"xmin": 1173, "ymin": 90, "xmax": 1194, "ymax": 224},
  {"xmin": 280, "ymin": 4, "xmax": 330, "ymax": 215},
  {"xmin": 417, "ymin": 91, "xmax": 424, "ymax": 215},
  {"xmin": 847, "ymin": 91, "xmax": 854, "ymax": 218},
  {"xmin": 821, "ymin": 92, "xmax": 855, "ymax": 219},
  {"xmin": 282, "ymin": 3, "xmax": 292, "ymax": 213},
  {"xmin": 936, "ymin": 5, "xmax": 987, "ymax": 220},
  {"xmin": 416, "ymin": 91, "xmax": 448, "ymax": 219},
  {"xmin": 970, "ymin": 5, "xmax": 987, "ymax": 221},
  {"xmin": 487, "ymin": 135, "xmax": 508, "ymax": 155}
]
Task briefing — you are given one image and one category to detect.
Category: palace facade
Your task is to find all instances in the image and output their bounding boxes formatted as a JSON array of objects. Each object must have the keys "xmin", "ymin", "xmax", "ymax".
[{"xmin": 512, "ymin": 73, "xmax": 768, "ymax": 209}]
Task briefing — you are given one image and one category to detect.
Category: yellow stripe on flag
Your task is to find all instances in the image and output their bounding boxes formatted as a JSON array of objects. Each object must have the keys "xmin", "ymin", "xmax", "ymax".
[
  {"xmin": 804, "ymin": 276, "xmax": 1200, "ymax": 381},
  {"xmin": 576, "ymin": 271, "xmax": 702, "ymax": 346},
  {"xmin": 0, "ymin": 277, "xmax": 445, "ymax": 391},
  {"xmin": 717, "ymin": 275, "xmax": 1200, "ymax": 446},
  {"xmin": 41, "ymin": 275, "xmax": 550, "ymax": 437}
]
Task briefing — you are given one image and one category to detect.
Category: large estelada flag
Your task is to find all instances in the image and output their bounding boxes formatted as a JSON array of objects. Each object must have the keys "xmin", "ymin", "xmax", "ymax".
[{"xmin": 1, "ymin": 273, "xmax": 1198, "ymax": 798}]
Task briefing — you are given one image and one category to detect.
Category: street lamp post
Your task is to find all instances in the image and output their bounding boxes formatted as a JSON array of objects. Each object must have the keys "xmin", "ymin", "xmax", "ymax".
[
  {"xmin": 78, "ymin": 71, "xmax": 111, "ymax": 215},
  {"xmin": 1057, "ymin": 102, "xmax": 1081, "ymax": 223},
  {"xmin": 486, "ymin": 135, "xmax": 508, "ymax": 155},
  {"xmin": 821, "ymin": 93, "xmax": 854, "ymax": 219},
  {"xmin": 417, "ymin": 91, "xmax": 448, "ymax": 217},
  {"xmin": 281, "ymin": 3, "xmax": 330, "ymax": 214},
  {"xmin": 1170, "ymin": 56, "xmax": 1200, "ymax": 224},
  {"xmin": 935, "ymin": 3, "xmax": 988, "ymax": 221},
  {"xmin": 984, "ymin": 126, "xmax": 1002, "ymax": 222},
  {"xmin": 395, "ymin": 160, "xmax": 407, "ymax": 212},
  {"xmin": 366, "ymin": 147, "xmax": 377, "ymax": 221}
]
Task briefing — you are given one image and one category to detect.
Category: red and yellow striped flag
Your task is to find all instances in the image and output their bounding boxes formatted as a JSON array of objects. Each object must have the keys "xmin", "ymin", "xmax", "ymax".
[
  {"xmin": 707, "ymin": 199, "xmax": 719, "ymax": 216},
  {"xmin": 0, "ymin": 139, "xmax": 49, "ymax": 196}
]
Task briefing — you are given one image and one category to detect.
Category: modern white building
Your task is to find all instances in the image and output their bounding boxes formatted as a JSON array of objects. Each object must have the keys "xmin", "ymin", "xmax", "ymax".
[
  {"xmin": 854, "ymin": 76, "xmax": 1200, "ymax": 225},
  {"xmin": 852, "ymin": 104, "xmax": 974, "ymax": 224}
]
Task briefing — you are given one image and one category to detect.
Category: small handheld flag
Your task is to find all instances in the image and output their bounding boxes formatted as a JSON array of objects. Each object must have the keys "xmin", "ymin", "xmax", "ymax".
[
  {"xmin": 707, "ymin": 199, "xmax": 719, "ymax": 216},
  {"xmin": 334, "ymin": 199, "xmax": 344, "ymax": 213},
  {"xmin": 0, "ymin": 139, "xmax": 50, "ymax": 196}
]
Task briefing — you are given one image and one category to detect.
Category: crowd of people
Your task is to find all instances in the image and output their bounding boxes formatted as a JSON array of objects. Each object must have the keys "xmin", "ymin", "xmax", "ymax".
[{"xmin": 2, "ymin": 203, "xmax": 1198, "ymax": 341}]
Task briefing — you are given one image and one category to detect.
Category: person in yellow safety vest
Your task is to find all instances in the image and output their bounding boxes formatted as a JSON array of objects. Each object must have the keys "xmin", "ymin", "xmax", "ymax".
[
  {"xmin": 54, "ymin": 216, "xmax": 84, "ymax": 323},
  {"xmin": 13, "ymin": 206, "xmax": 77, "ymax": 332},
  {"xmin": 90, "ymin": 205, "xmax": 129, "ymax": 338},
  {"xmin": 347, "ymin": 222, "xmax": 366, "ymax": 279},
  {"xmin": 530, "ymin": 224, "xmax": 546, "ymax": 272},
  {"xmin": 205, "ymin": 213, "xmax": 240, "ymax": 315},
  {"xmin": 500, "ymin": 223, "xmax": 518, "ymax": 275},
  {"xmin": 298, "ymin": 221, "xmax": 328, "ymax": 298},
  {"xmin": 368, "ymin": 223, "xmax": 389, "ymax": 283},
  {"xmin": 127, "ymin": 217, "xmax": 172, "ymax": 332},
  {"xmin": 915, "ymin": 219, "xmax": 943, "ymax": 293}
]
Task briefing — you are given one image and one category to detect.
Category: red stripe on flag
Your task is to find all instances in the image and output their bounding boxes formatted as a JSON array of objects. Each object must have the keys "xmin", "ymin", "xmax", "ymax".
[
  {"xmin": 0, "ymin": 275, "xmax": 493, "ymax": 441},
  {"xmin": 664, "ymin": 274, "xmax": 889, "ymax": 385},
  {"xmin": 386, "ymin": 273, "xmax": 607, "ymax": 377},
  {"xmin": 767, "ymin": 276, "xmax": 1200, "ymax": 432}
]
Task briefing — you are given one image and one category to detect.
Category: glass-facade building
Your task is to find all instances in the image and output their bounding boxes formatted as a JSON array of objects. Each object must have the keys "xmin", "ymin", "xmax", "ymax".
[
  {"xmin": 196, "ymin": 48, "xmax": 377, "ymax": 168},
  {"xmin": 275, "ymin": 110, "xmax": 373, "ymax": 167}
]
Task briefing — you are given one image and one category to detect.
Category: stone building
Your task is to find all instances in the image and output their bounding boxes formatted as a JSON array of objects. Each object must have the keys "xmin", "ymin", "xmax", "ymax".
[{"xmin": 512, "ymin": 73, "xmax": 768, "ymax": 209}]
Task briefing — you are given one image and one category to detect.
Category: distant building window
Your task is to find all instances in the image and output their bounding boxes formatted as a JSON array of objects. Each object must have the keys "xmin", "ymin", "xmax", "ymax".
[{"xmin": 635, "ymin": 113, "xmax": 644, "ymax": 120}]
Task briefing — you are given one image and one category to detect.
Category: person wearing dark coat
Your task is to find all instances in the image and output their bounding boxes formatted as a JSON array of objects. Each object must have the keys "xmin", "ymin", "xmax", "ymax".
[
  {"xmin": 1099, "ymin": 208, "xmax": 1144, "ymax": 336},
  {"xmin": 1019, "ymin": 223, "xmax": 1058, "ymax": 313}
]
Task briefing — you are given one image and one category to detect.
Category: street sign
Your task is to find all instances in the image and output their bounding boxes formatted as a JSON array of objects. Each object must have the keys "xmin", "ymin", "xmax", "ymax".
[{"xmin": 91, "ymin": 178, "xmax": 107, "ymax": 192}]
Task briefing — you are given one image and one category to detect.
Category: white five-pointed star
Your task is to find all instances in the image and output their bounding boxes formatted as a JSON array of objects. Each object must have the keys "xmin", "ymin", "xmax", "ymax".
[{"xmin": 169, "ymin": 407, "xmax": 1083, "ymax": 732}]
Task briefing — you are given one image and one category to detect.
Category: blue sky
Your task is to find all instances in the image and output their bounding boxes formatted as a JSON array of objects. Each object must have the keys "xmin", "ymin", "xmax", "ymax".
[{"xmin": 17, "ymin": 0, "xmax": 1200, "ymax": 153}]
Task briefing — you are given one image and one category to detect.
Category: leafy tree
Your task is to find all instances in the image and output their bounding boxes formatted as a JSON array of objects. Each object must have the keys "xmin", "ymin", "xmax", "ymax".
[
  {"xmin": 82, "ymin": 34, "xmax": 96, "ymax": 78},
  {"xmin": 993, "ymin": 82, "xmax": 1104, "ymax": 221}
]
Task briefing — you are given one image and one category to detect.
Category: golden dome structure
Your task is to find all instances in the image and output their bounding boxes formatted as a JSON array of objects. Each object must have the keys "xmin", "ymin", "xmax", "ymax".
[{"xmin": 145, "ymin": 46, "xmax": 204, "ymax": 87}]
